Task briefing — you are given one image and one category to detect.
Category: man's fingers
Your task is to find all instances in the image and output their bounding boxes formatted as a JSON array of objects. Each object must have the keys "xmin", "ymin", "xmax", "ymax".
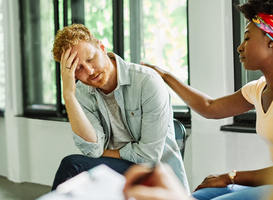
[
  {"xmin": 63, "ymin": 47, "xmax": 72, "ymax": 61},
  {"xmin": 61, "ymin": 51, "xmax": 65, "ymax": 63},
  {"xmin": 61, "ymin": 47, "xmax": 72, "ymax": 70},
  {"xmin": 66, "ymin": 51, "xmax": 77, "ymax": 68},
  {"xmin": 71, "ymin": 57, "xmax": 79, "ymax": 71}
]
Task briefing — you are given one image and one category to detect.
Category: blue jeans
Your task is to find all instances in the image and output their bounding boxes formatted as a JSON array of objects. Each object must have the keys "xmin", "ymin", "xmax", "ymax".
[
  {"xmin": 51, "ymin": 154, "xmax": 134, "ymax": 190},
  {"xmin": 192, "ymin": 184, "xmax": 273, "ymax": 200}
]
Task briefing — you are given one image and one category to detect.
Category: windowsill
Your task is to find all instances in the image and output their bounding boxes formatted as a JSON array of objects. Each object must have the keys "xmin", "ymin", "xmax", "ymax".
[
  {"xmin": 22, "ymin": 115, "xmax": 69, "ymax": 122},
  {"xmin": 220, "ymin": 124, "xmax": 256, "ymax": 133}
]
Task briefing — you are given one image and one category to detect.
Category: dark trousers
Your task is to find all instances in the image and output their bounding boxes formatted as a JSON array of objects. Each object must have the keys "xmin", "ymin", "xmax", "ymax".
[{"xmin": 51, "ymin": 154, "xmax": 135, "ymax": 190}]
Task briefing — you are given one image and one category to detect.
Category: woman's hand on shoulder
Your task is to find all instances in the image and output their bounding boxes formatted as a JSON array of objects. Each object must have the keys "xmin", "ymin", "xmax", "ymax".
[{"xmin": 140, "ymin": 61, "xmax": 166, "ymax": 78}]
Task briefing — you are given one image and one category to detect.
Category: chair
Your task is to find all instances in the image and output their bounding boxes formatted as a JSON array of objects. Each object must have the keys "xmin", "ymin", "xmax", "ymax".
[{"xmin": 173, "ymin": 118, "xmax": 187, "ymax": 160}]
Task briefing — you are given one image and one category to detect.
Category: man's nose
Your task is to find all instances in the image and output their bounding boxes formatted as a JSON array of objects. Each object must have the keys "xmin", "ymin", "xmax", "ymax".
[{"xmin": 85, "ymin": 66, "xmax": 94, "ymax": 75}]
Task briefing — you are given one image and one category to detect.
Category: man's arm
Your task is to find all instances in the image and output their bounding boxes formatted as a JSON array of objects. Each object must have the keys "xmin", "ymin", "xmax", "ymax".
[{"xmin": 61, "ymin": 48, "xmax": 97, "ymax": 143}]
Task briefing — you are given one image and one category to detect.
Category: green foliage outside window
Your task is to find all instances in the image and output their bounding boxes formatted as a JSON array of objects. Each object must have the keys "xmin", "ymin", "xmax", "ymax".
[
  {"xmin": 124, "ymin": 0, "xmax": 188, "ymax": 106},
  {"xmin": 85, "ymin": 0, "xmax": 113, "ymax": 52},
  {"xmin": 20, "ymin": 0, "xmax": 189, "ymax": 114},
  {"xmin": 40, "ymin": 0, "xmax": 56, "ymax": 105}
]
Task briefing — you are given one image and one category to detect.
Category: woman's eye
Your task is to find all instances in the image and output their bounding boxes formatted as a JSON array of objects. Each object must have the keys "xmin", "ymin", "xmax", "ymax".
[{"xmin": 244, "ymin": 38, "xmax": 249, "ymax": 41}]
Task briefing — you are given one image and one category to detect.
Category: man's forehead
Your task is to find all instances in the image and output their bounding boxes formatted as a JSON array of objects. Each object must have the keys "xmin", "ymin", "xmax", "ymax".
[{"xmin": 71, "ymin": 42, "xmax": 96, "ymax": 54}]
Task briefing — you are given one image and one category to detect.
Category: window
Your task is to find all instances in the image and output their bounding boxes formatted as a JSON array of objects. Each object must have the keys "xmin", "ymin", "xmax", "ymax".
[
  {"xmin": 123, "ymin": 0, "xmax": 189, "ymax": 119},
  {"xmin": 234, "ymin": 0, "xmax": 260, "ymax": 125},
  {"xmin": 20, "ymin": 0, "xmax": 58, "ymax": 117},
  {"xmin": 0, "ymin": 0, "xmax": 4, "ymax": 114},
  {"xmin": 19, "ymin": 0, "xmax": 190, "ymax": 124},
  {"xmin": 221, "ymin": 0, "xmax": 256, "ymax": 132}
]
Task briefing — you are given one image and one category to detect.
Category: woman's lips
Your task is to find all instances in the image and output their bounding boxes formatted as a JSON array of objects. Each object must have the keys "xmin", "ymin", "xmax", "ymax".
[{"xmin": 239, "ymin": 56, "xmax": 245, "ymax": 62}]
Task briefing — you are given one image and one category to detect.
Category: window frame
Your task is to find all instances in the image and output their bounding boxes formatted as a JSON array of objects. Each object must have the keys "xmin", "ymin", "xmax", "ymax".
[
  {"xmin": 0, "ymin": 0, "xmax": 4, "ymax": 116},
  {"xmin": 19, "ymin": 0, "xmax": 191, "ymax": 126},
  {"xmin": 220, "ymin": 0, "xmax": 256, "ymax": 133}
]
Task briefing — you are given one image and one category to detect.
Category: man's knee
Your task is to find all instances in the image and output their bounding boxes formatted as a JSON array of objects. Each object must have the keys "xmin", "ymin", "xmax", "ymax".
[{"xmin": 59, "ymin": 154, "xmax": 84, "ymax": 169}]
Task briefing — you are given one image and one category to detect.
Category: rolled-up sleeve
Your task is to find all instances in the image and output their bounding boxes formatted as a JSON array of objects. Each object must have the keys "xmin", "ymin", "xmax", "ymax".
[
  {"xmin": 120, "ymin": 73, "xmax": 171, "ymax": 165},
  {"xmin": 72, "ymin": 102, "xmax": 106, "ymax": 158}
]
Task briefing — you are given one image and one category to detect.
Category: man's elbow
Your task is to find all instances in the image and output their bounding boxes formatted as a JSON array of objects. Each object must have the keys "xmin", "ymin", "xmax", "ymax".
[{"xmin": 85, "ymin": 148, "xmax": 104, "ymax": 158}]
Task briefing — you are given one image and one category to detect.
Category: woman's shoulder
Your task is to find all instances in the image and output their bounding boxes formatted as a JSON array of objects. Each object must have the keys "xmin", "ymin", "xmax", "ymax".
[
  {"xmin": 243, "ymin": 76, "xmax": 266, "ymax": 89},
  {"xmin": 241, "ymin": 76, "xmax": 266, "ymax": 100}
]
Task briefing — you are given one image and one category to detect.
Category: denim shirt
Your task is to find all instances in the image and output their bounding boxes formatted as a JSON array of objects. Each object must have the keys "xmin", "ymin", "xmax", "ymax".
[{"xmin": 73, "ymin": 53, "xmax": 189, "ymax": 192}]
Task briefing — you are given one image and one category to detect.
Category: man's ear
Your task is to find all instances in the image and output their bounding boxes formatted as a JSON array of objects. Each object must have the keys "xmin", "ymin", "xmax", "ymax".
[{"xmin": 98, "ymin": 40, "xmax": 107, "ymax": 53}]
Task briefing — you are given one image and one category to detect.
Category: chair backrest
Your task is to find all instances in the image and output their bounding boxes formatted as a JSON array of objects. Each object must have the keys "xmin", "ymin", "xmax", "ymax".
[{"xmin": 173, "ymin": 118, "xmax": 186, "ymax": 160}]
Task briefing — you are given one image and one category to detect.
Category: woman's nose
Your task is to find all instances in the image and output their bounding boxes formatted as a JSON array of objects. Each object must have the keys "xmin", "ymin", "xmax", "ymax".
[{"xmin": 237, "ymin": 43, "xmax": 243, "ymax": 53}]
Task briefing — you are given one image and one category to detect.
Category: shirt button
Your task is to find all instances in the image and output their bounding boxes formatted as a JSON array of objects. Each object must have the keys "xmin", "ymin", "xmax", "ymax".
[{"xmin": 131, "ymin": 112, "xmax": 134, "ymax": 116}]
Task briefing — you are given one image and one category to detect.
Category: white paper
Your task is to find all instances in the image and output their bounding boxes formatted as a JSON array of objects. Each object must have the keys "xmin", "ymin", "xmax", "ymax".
[{"xmin": 37, "ymin": 164, "xmax": 126, "ymax": 200}]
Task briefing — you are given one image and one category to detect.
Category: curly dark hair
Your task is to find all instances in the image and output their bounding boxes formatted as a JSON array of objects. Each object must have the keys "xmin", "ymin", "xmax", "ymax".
[
  {"xmin": 52, "ymin": 24, "xmax": 99, "ymax": 62},
  {"xmin": 236, "ymin": 0, "xmax": 273, "ymax": 21}
]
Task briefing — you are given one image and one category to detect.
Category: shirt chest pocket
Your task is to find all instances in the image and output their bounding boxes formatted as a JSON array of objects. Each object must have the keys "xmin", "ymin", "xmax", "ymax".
[{"xmin": 125, "ymin": 108, "xmax": 142, "ymax": 140}]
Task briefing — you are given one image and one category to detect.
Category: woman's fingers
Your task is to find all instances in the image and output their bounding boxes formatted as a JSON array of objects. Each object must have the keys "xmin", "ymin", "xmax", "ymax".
[{"xmin": 140, "ymin": 60, "xmax": 156, "ymax": 68}]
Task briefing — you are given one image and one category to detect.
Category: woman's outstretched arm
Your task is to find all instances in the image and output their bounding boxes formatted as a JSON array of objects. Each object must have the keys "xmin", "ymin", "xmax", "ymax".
[{"xmin": 141, "ymin": 62, "xmax": 254, "ymax": 119}]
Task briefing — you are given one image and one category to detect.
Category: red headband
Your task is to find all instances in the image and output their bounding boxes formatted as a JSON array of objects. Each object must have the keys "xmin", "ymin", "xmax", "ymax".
[{"xmin": 252, "ymin": 13, "xmax": 273, "ymax": 41}]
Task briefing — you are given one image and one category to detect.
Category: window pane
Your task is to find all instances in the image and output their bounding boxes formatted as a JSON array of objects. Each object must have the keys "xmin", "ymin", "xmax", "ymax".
[
  {"xmin": 233, "ymin": 0, "xmax": 256, "ymax": 124},
  {"xmin": 239, "ymin": 0, "xmax": 263, "ymax": 86},
  {"xmin": 20, "ymin": 0, "xmax": 190, "ymax": 119},
  {"xmin": 21, "ymin": 0, "xmax": 56, "ymax": 111},
  {"xmin": 124, "ymin": 0, "xmax": 188, "ymax": 108},
  {"xmin": 0, "ymin": 0, "xmax": 4, "ymax": 110},
  {"xmin": 41, "ymin": 0, "xmax": 56, "ymax": 105},
  {"xmin": 84, "ymin": 0, "xmax": 113, "ymax": 52}
]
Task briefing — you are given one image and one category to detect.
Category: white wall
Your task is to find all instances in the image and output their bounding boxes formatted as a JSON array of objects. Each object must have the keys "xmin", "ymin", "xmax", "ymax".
[
  {"xmin": 0, "ymin": 0, "xmax": 272, "ymax": 192},
  {"xmin": 0, "ymin": 117, "xmax": 7, "ymax": 176},
  {"xmin": 1, "ymin": 0, "xmax": 81, "ymax": 185}
]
